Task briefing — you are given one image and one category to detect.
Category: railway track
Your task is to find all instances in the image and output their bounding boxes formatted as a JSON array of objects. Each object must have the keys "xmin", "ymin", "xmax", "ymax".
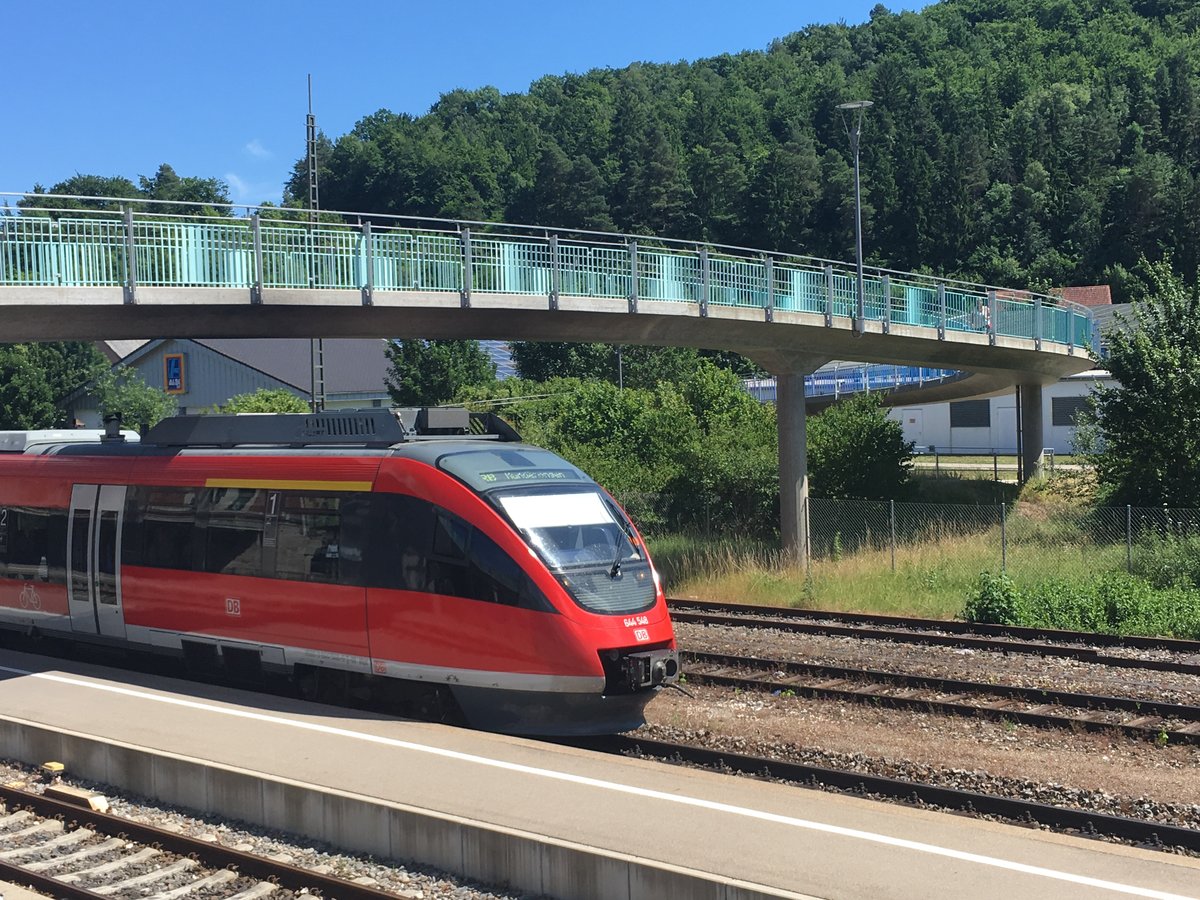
[
  {"xmin": 667, "ymin": 598, "xmax": 1200, "ymax": 676},
  {"xmin": 0, "ymin": 783, "xmax": 399, "ymax": 900},
  {"xmin": 569, "ymin": 734, "xmax": 1200, "ymax": 854},
  {"xmin": 681, "ymin": 650, "xmax": 1200, "ymax": 744}
]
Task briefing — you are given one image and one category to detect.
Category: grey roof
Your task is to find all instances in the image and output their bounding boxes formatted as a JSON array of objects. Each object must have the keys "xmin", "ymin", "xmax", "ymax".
[
  {"xmin": 188, "ymin": 339, "xmax": 392, "ymax": 394},
  {"xmin": 102, "ymin": 340, "xmax": 150, "ymax": 363}
]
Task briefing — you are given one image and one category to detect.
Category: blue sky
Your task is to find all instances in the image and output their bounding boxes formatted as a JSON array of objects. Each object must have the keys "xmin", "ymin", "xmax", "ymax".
[{"xmin": 3, "ymin": 1, "xmax": 925, "ymax": 208}]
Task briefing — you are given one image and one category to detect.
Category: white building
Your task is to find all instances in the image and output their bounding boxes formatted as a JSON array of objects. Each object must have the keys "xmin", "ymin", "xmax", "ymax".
[{"xmin": 888, "ymin": 369, "xmax": 1112, "ymax": 455}]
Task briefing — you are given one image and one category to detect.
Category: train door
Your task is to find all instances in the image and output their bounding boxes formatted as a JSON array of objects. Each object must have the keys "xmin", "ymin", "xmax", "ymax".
[{"xmin": 67, "ymin": 484, "xmax": 128, "ymax": 638}]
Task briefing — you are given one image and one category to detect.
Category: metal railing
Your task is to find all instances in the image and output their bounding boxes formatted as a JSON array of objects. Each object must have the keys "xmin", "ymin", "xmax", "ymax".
[
  {"xmin": 744, "ymin": 365, "xmax": 962, "ymax": 402},
  {"xmin": 911, "ymin": 447, "xmax": 1059, "ymax": 480},
  {"xmin": 0, "ymin": 193, "xmax": 1094, "ymax": 351}
]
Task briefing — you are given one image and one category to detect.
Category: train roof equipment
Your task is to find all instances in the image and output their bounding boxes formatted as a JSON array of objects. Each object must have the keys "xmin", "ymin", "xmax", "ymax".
[{"xmin": 141, "ymin": 407, "xmax": 521, "ymax": 449}]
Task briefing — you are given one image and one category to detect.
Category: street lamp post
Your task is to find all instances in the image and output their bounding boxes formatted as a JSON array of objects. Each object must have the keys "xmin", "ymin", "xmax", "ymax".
[{"xmin": 837, "ymin": 100, "xmax": 873, "ymax": 334}]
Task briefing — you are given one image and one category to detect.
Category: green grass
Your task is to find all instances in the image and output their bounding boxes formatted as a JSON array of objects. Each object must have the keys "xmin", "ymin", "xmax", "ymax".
[{"xmin": 648, "ymin": 519, "xmax": 1130, "ymax": 621}]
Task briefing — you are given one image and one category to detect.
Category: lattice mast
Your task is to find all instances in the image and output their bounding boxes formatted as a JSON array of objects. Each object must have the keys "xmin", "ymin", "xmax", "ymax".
[{"xmin": 307, "ymin": 74, "xmax": 326, "ymax": 413}]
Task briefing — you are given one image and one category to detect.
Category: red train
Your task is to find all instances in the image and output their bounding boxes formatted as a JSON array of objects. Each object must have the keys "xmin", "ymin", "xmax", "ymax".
[{"xmin": 0, "ymin": 408, "xmax": 680, "ymax": 734}]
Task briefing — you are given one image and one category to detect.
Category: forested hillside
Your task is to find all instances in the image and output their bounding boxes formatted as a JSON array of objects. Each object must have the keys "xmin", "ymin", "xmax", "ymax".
[{"xmin": 288, "ymin": 0, "xmax": 1200, "ymax": 300}]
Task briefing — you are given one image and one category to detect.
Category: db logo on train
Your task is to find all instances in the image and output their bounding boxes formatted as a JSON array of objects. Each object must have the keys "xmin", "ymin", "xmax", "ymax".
[{"xmin": 19, "ymin": 584, "xmax": 41, "ymax": 610}]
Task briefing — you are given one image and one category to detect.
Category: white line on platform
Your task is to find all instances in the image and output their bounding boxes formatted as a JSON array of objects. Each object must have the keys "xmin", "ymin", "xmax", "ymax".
[{"xmin": 1, "ymin": 664, "xmax": 1194, "ymax": 900}]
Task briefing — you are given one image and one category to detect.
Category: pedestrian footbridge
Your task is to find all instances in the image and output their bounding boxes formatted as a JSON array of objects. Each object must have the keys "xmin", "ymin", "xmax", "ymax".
[{"xmin": 0, "ymin": 194, "xmax": 1097, "ymax": 554}]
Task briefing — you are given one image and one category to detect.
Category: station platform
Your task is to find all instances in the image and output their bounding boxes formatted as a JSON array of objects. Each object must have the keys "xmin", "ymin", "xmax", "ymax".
[{"xmin": 0, "ymin": 647, "xmax": 1196, "ymax": 900}]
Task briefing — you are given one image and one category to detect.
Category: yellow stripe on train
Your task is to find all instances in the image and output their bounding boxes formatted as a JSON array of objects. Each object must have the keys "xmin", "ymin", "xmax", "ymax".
[{"xmin": 204, "ymin": 478, "xmax": 374, "ymax": 492}]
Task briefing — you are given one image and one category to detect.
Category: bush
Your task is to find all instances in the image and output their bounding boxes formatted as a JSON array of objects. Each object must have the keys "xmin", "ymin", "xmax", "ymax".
[
  {"xmin": 963, "ymin": 571, "xmax": 1023, "ymax": 625},
  {"xmin": 962, "ymin": 570, "xmax": 1200, "ymax": 639},
  {"xmin": 808, "ymin": 394, "xmax": 914, "ymax": 500},
  {"xmin": 1130, "ymin": 532, "xmax": 1200, "ymax": 590},
  {"xmin": 1020, "ymin": 577, "xmax": 1109, "ymax": 632}
]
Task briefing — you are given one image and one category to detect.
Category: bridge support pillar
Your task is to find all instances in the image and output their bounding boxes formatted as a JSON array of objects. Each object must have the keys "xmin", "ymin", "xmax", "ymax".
[
  {"xmin": 777, "ymin": 372, "xmax": 811, "ymax": 567},
  {"xmin": 1019, "ymin": 382, "xmax": 1045, "ymax": 483},
  {"xmin": 756, "ymin": 352, "xmax": 828, "ymax": 569}
]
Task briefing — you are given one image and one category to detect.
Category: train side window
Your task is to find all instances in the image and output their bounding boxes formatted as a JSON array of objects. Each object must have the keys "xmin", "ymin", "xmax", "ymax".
[
  {"xmin": 140, "ymin": 487, "xmax": 200, "ymax": 571},
  {"xmin": 367, "ymin": 494, "xmax": 435, "ymax": 592},
  {"xmin": 275, "ymin": 493, "xmax": 342, "ymax": 584},
  {"xmin": 0, "ymin": 506, "xmax": 65, "ymax": 584},
  {"xmin": 203, "ymin": 487, "xmax": 267, "ymax": 578},
  {"xmin": 428, "ymin": 512, "xmax": 470, "ymax": 598},
  {"xmin": 466, "ymin": 528, "xmax": 553, "ymax": 612}
]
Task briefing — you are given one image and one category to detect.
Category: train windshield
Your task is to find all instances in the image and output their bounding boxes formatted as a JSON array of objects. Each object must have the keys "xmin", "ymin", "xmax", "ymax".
[
  {"xmin": 438, "ymin": 448, "xmax": 656, "ymax": 615},
  {"xmin": 496, "ymin": 489, "xmax": 656, "ymax": 615},
  {"xmin": 497, "ymin": 491, "xmax": 636, "ymax": 569}
]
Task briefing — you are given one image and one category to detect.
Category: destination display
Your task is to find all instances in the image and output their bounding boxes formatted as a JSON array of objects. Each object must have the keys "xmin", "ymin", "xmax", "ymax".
[{"xmin": 477, "ymin": 468, "xmax": 581, "ymax": 484}]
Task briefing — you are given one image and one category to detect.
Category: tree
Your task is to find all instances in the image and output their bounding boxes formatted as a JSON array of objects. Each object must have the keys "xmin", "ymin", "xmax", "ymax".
[
  {"xmin": 1085, "ymin": 259, "xmax": 1200, "ymax": 506},
  {"xmin": 807, "ymin": 394, "xmax": 914, "ymax": 499},
  {"xmin": 93, "ymin": 366, "xmax": 175, "ymax": 433},
  {"xmin": 385, "ymin": 340, "xmax": 496, "ymax": 406},
  {"xmin": 509, "ymin": 342, "xmax": 615, "ymax": 382},
  {"xmin": 218, "ymin": 388, "xmax": 308, "ymax": 414},
  {"xmin": 0, "ymin": 342, "xmax": 107, "ymax": 428},
  {"xmin": 0, "ymin": 345, "xmax": 56, "ymax": 428},
  {"xmin": 139, "ymin": 164, "xmax": 231, "ymax": 215},
  {"xmin": 20, "ymin": 168, "xmax": 230, "ymax": 213},
  {"xmin": 19, "ymin": 176, "xmax": 139, "ymax": 212}
]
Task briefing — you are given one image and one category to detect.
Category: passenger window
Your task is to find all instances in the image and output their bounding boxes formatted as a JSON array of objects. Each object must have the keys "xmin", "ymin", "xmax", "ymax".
[
  {"xmin": 275, "ymin": 493, "xmax": 342, "ymax": 584},
  {"xmin": 432, "ymin": 513, "xmax": 469, "ymax": 560},
  {"xmin": 0, "ymin": 506, "xmax": 66, "ymax": 584},
  {"xmin": 367, "ymin": 494, "xmax": 434, "ymax": 592},
  {"xmin": 428, "ymin": 512, "xmax": 470, "ymax": 598},
  {"xmin": 467, "ymin": 529, "xmax": 523, "ymax": 606},
  {"xmin": 366, "ymin": 495, "xmax": 551, "ymax": 611},
  {"xmin": 137, "ymin": 487, "xmax": 200, "ymax": 571},
  {"xmin": 203, "ymin": 487, "xmax": 267, "ymax": 577}
]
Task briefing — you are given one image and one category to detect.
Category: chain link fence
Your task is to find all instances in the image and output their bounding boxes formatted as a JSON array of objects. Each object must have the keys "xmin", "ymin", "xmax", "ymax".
[
  {"xmin": 807, "ymin": 499, "xmax": 1200, "ymax": 582},
  {"xmin": 625, "ymin": 491, "xmax": 1200, "ymax": 613}
]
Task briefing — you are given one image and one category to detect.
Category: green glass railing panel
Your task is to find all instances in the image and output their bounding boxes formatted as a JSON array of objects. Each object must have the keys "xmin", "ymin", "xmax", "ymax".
[
  {"xmin": 776, "ymin": 266, "xmax": 826, "ymax": 314},
  {"xmin": 863, "ymin": 277, "xmax": 887, "ymax": 321},
  {"xmin": 476, "ymin": 238, "xmax": 551, "ymax": 295},
  {"xmin": 1073, "ymin": 311, "xmax": 1092, "ymax": 349},
  {"xmin": 59, "ymin": 218, "xmax": 126, "ymax": 286},
  {"xmin": 898, "ymin": 284, "xmax": 936, "ymax": 327},
  {"xmin": 943, "ymin": 289, "xmax": 991, "ymax": 334},
  {"xmin": 639, "ymin": 251, "xmax": 701, "ymax": 303}
]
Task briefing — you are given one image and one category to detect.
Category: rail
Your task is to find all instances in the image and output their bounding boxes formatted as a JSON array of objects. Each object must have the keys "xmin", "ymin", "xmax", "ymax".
[
  {"xmin": 0, "ymin": 193, "xmax": 1094, "ymax": 351},
  {"xmin": 744, "ymin": 364, "xmax": 963, "ymax": 402}
]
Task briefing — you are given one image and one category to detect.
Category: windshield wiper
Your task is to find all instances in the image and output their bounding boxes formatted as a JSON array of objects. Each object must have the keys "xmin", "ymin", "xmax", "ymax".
[
  {"xmin": 609, "ymin": 542, "xmax": 623, "ymax": 578},
  {"xmin": 609, "ymin": 532, "xmax": 638, "ymax": 579}
]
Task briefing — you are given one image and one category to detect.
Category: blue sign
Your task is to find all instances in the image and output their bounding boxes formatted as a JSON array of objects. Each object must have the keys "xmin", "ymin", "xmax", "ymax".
[{"xmin": 164, "ymin": 353, "xmax": 185, "ymax": 394}]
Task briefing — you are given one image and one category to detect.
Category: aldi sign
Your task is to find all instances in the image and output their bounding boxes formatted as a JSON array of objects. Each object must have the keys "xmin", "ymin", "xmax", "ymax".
[{"xmin": 164, "ymin": 353, "xmax": 186, "ymax": 394}]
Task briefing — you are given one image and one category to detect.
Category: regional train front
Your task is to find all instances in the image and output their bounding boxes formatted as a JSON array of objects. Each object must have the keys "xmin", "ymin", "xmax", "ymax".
[{"xmin": 411, "ymin": 443, "xmax": 681, "ymax": 734}]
